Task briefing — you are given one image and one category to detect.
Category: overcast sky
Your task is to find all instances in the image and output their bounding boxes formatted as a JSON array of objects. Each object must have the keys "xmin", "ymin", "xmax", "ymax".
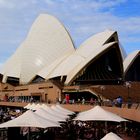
[{"xmin": 0, "ymin": 0, "xmax": 140, "ymax": 67}]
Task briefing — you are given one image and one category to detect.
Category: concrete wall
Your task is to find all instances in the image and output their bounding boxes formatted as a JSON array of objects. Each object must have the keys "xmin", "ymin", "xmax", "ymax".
[{"xmin": 0, "ymin": 81, "xmax": 61, "ymax": 103}]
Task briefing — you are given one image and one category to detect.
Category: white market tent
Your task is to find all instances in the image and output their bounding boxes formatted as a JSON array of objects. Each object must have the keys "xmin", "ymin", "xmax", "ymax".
[
  {"xmin": 55, "ymin": 105, "xmax": 74, "ymax": 114},
  {"xmin": 29, "ymin": 103, "xmax": 42, "ymax": 110},
  {"xmin": 0, "ymin": 110, "xmax": 60, "ymax": 128},
  {"xmin": 41, "ymin": 104, "xmax": 68, "ymax": 119},
  {"xmin": 24, "ymin": 103, "xmax": 42, "ymax": 110},
  {"xmin": 35, "ymin": 108, "xmax": 66, "ymax": 122},
  {"xmin": 101, "ymin": 132, "xmax": 123, "ymax": 140},
  {"xmin": 74, "ymin": 106, "xmax": 127, "ymax": 122},
  {"xmin": 51, "ymin": 105, "xmax": 74, "ymax": 115},
  {"xmin": 24, "ymin": 103, "xmax": 36, "ymax": 110},
  {"xmin": 24, "ymin": 103, "xmax": 32, "ymax": 109},
  {"xmin": 24, "ymin": 104, "xmax": 72, "ymax": 119}
]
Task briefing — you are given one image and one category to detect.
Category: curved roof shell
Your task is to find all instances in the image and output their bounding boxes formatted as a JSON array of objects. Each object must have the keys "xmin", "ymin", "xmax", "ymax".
[
  {"xmin": 123, "ymin": 50, "xmax": 140, "ymax": 73},
  {"xmin": 40, "ymin": 30, "xmax": 123, "ymax": 85},
  {"xmin": 1, "ymin": 14, "xmax": 75, "ymax": 84},
  {"xmin": 119, "ymin": 43, "xmax": 127, "ymax": 60},
  {"xmin": 1, "ymin": 45, "xmax": 23, "ymax": 82}
]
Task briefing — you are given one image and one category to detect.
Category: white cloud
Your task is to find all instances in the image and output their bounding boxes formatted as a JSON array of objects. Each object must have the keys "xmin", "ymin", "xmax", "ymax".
[
  {"xmin": 61, "ymin": 11, "xmax": 140, "ymax": 49},
  {"xmin": 44, "ymin": 0, "xmax": 54, "ymax": 5},
  {"xmin": 0, "ymin": 0, "xmax": 15, "ymax": 8},
  {"xmin": 0, "ymin": 0, "xmax": 140, "ymax": 64}
]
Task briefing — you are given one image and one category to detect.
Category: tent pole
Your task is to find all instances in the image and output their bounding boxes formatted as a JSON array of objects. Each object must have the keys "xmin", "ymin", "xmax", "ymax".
[
  {"xmin": 105, "ymin": 121, "xmax": 107, "ymax": 131},
  {"xmin": 124, "ymin": 121, "xmax": 127, "ymax": 132},
  {"xmin": 27, "ymin": 127, "xmax": 30, "ymax": 140}
]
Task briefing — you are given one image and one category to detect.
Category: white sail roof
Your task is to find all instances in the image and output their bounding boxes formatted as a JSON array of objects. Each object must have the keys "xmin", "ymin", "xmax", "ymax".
[
  {"xmin": 1, "ymin": 14, "xmax": 75, "ymax": 84},
  {"xmin": 1, "ymin": 45, "xmax": 23, "ymax": 82},
  {"xmin": 1, "ymin": 15, "xmax": 125, "ymax": 86},
  {"xmin": 119, "ymin": 43, "xmax": 127, "ymax": 60},
  {"xmin": 47, "ymin": 41, "xmax": 120, "ymax": 85},
  {"xmin": 38, "ymin": 30, "xmax": 126, "ymax": 81},
  {"xmin": 38, "ymin": 52, "xmax": 73, "ymax": 79},
  {"xmin": 40, "ymin": 30, "xmax": 120, "ymax": 84},
  {"xmin": 123, "ymin": 50, "xmax": 140, "ymax": 73}
]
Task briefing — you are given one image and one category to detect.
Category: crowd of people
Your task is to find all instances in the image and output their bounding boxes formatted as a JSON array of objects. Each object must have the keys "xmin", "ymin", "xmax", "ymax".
[
  {"xmin": 60, "ymin": 120, "xmax": 140, "ymax": 140},
  {"xmin": 0, "ymin": 106, "xmax": 140, "ymax": 140},
  {"xmin": 0, "ymin": 93, "xmax": 138, "ymax": 110},
  {"xmin": 60, "ymin": 96, "xmax": 137, "ymax": 110},
  {"xmin": 0, "ymin": 95, "xmax": 40, "ymax": 103}
]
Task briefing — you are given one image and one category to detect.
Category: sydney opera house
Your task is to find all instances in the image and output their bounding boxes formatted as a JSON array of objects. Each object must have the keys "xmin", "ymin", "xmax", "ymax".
[{"xmin": 0, "ymin": 14, "xmax": 140, "ymax": 121}]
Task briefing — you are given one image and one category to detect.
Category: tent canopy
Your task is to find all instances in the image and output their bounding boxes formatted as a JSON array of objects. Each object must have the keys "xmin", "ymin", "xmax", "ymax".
[
  {"xmin": 24, "ymin": 103, "xmax": 42, "ymax": 110},
  {"xmin": 55, "ymin": 105, "xmax": 74, "ymax": 114},
  {"xmin": 74, "ymin": 106, "xmax": 127, "ymax": 122},
  {"xmin": 35, "ymin": 108, "xmax": 66, "ymax": 122},
  {"xmin": 24, "ymin": 103, "xmax": 32, "ymax": 109},
  {"xmin": 101, "ymin": 132, "xmax": 123, "ymax": 140},
  {"xmin": 0, "ymin": 110, "xmax": 60, "ymax": 128},
  {"xmin": 51, "ymin": 105, "xmax": 74, "ymax": 115},
  {"xmin": 41, "ymin": 104, "xmax": 68, "ymax": 119}
]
